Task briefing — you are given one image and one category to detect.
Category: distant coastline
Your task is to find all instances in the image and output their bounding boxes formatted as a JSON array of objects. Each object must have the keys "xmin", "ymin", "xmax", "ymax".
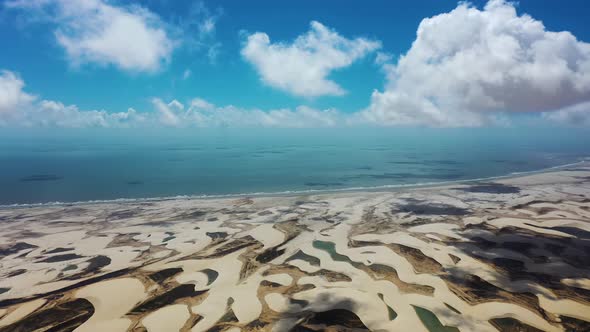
[{"xmin": 2, "ymin": 158, "xmax": 587, "ymax": 209}]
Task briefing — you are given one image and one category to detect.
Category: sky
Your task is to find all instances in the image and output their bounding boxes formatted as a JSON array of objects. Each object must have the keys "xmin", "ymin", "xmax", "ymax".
[{"xmin": 0, "ymin": 0, "xmax": 589, "ymax": 128}]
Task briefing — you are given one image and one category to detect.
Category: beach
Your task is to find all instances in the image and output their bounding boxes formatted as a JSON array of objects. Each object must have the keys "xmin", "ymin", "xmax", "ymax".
[{"xmin": 0, "ymin": 164, "xmax": 590, "ymax": 331}]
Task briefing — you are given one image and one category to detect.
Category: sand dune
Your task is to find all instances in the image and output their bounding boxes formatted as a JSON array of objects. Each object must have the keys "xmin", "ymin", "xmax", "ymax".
[{"xmin": 1, "ymin": 164, "xmax": 590, "ymax": 331}]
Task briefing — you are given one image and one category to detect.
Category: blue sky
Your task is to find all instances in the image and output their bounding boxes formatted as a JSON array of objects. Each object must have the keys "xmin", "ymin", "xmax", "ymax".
[{"xmin": 1, "ymin": 0, "xmax": 589, "ymax": 128}]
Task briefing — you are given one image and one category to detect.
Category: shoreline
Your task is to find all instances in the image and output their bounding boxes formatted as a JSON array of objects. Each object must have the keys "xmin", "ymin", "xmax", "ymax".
[{"xmin": 2, "ymin": 158, "xmax": 588, "ymax": 210}]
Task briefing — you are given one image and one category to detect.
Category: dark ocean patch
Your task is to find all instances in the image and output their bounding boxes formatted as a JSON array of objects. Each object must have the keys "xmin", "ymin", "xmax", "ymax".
[
  {"xmin": 19, "ymin": 174, "xmax": 62, "ymax": 182},
  {"xmin": 388, "ymin": 160, "xmax": 463, "ymax": 166},
  {"xmin": 127, "ymin": 180, "xmax": 143, "ymax": 185},
  {"xmin": 430, "ymin": 160, "xmax": 463, "ymax": 165},
  {"xmin": 370, "ymin": 173, "xmax": 419, "ymax": 179},
  {"xmin": 163, "ymin": 146, "xmax": 202, "ymax": 151},
  {"xmin": 256, "ymin": 149, "xmax": 284, "ymax": 154},
  {"xmin": 304, "ymin": 182, "xmax": 344, "ymax": 187},
  {"xmin": 460, "ymin": 183, "xmax": 520, "ymax": 194},
  {"xmin": 428, "ymin": 173, "xmax": 464, "ymax": 180},
  {"xmin": 362, "ymin": 147, "xmax": 391, "ymax": 151},
  {"xmin": 356, "ymin": 166, "xmax": 373, "ymax": 170},
  {"xmin": 343, "ymin": 172, "xmax": 465, "ymax": 181},
  {"xmin": 491, "ymin": 159, "xmax": 529, "ymax": 166},
  {"xmin": 388, "ymin": 161, "xmax": 421, "ymax": 165}
]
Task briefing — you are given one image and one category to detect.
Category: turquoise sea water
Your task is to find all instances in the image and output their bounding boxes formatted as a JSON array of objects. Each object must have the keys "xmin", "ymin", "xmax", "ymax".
[{"xmin": 0, "ymin": 128, "xmax": 589, "ymax": 205}]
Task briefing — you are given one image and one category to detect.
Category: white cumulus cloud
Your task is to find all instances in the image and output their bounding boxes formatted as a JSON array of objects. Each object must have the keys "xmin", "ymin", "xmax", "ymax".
[
  {"xmin": 362, "ymin": 0, "xmax": 590, "ymax": 126},
  {"xmin": 241, "ymin": 21, "xmax": 381, "ymax": 98},
  {"xmin": 6, "ymin": 0, "xmax": 175, "ymax": 72},
  {"xmin": 0, "ymin": 70, "xmax": 36, "ymax": 115}
]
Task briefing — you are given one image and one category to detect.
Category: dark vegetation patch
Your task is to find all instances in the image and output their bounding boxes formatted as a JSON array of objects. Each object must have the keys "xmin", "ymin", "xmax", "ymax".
[
  {"xmin": 19, "ymin": 174, "xmax": 62, "ymax": 182},
  {"xmin": 107, "ymin": 209, "xmax": 137, "ymax": 220},
  {"xmin": 129, "ymin": 284, "xmax": 207, "ymax": 314},
  {"xmin": 560, "ymin": 315, "xmax": 590, "ymax": 332},
  {"xmin": 0, "ymin": 242, "xmax": 38, "ymax": 258},
  {"xmin": 460, "ymin": 183, "xmax": 521, "ymax": 194},
  {"xmin": 186, "ymin": 236, "xmax": 259, "ymax": 260},
  {"xmin": 62, "ymin": 265, "xmax": 77, "ymax": 272},
  {"xmin": 453, "ymin": 226, "xmax": 590, "ymax": 305},
  {"xmin": 0, "ymin": 267, "xmax": 132, "ymax": 307},
  {"xmin": 295, "ymin": 309, "xmax": 369, "ymax": 330},
  {"xmin": 163, "ymin": 235, "xmax": 176, "ymax": 242},
  {"xmin": 260, "ymin": 280, "xmax": 282, "ymax": 288},
  {"xmin": 174, "ymin": 209, "xmax": 207, "ymax": 220},
  {"xmin": 206, "ymin": 232, "xmax": 227, "ymax": 240},
  {"xmin": 148, "ymin": 267, "xmax": 183, "ymax": 284},
  {"xmin": 256, "ymin": 246, "xmax": 285, "ymax": 264},
  {"xmin": 386, "ymin": 244, "xmax": 444, "ymax": 274},
  {"xmin": 489, "ymin": 317, "xmax": 544, "ymax": 332},
  {"xmin": 6, "ymin": 269, "xmax": 27, "ymax": 277},
  {"xmin": 444, "ymin": 273, "xmax": 544, "ymax": 316},
  {"xmin": 444, "ymin": 303, "xmax": 461, "ymax": 314},
  {"xmin": 396, "ymin": 203, "xmax": 469, "ymax": 216},
  {"xmin": 448, "ymin": 254, "xmax": 461, "ymax": 264},
  {"xmin": 62, "ymin": 255, "xmax": 111, "ymax": 280},
  {"xmin": 286, "ymin": 250, "xmax": 321, "ymax": 266},
  {"xmin": 0, "ymin": 298, "xmax": 94, "ymax": 332},
  {"xmin": 44, "ymin": 247, "xmax": 74, "ymax": 254},
  {"xmin": 38, "ymin": 253, "xmax": 84, "ymax": 263}
]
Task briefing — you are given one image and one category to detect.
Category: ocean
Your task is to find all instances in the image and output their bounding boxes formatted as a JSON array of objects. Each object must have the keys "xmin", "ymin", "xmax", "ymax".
[{"xmin": 1, "ymin": 127, "xmax": 589, "ymax": 205}]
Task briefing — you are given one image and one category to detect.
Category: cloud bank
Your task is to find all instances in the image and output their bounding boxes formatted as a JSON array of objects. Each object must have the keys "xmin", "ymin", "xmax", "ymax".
[
  {"xmin": 0, "ymin": 70, "xmax": 349, "ymax": 128},
  {"xmin": 542, "ymin": 102, "xmax": 590, "ymax": 126},
  {"xmin": 0, "ymin": 70, "xmax": 145, "ymax": 127},
  {"xmin": 362, "ymin": 0, "xmax": 590, "ymax": 126},
  {"xmin": 242, "ymin": 21, "xmax": 381, "ymax": 97},
  {"xmin": 151, "ymin": 98, "xmax": 346, "ymax": 128},
  {"xmin": 6, "ymin": 0, "xmax": 175, "ymax": 72}
]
